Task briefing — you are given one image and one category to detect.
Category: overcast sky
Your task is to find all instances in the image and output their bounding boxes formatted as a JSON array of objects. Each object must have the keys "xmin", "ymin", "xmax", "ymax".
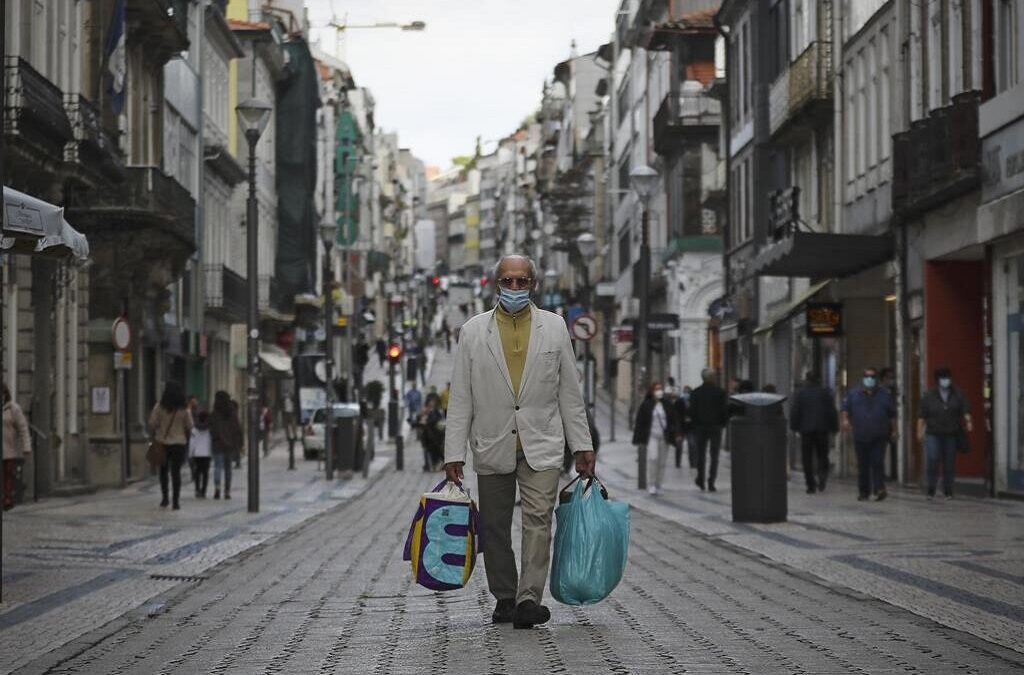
[{"xmin": 306, "ymin": 0, "xmax": 621, "ymax": 171}]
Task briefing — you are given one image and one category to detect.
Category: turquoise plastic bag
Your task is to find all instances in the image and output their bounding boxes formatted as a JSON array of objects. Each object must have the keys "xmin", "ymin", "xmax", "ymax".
[{"xmin": 549, "ymin": 476, "xmax": 630, "ymax": 605}]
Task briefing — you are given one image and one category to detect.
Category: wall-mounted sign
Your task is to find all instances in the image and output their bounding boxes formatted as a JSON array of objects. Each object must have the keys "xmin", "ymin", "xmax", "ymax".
[
  {"xmin": 113, "ymin": 350, "xmax": 133, "ymax": 370},
  {"xmin": 91, "ymin": 387, "xmax": 111, "ymax": 414},
  {"xmin": 806, "ymin": 303, "xmax": 843, "ymax": 337}
]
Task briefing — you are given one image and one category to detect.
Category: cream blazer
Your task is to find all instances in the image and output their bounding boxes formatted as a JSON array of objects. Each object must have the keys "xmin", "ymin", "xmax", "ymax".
[{"xmin": 444, "ymin": 304, "xmax": 593, "ymax": 475}]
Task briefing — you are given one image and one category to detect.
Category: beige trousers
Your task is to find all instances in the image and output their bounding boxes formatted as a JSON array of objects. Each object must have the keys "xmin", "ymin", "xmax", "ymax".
[{"xmin": 476, "ymin": 450, "xmax": 561, "ymax": 604}]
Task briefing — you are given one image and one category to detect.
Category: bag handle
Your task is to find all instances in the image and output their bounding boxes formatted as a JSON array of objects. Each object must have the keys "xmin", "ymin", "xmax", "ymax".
[{"xmin": 559, "ymin": 474, "xmax": 610, "ymax": 501}]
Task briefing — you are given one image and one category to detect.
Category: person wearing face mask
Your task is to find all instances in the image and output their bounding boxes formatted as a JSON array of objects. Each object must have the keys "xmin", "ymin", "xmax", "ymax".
[
  {"xmin": 917, "ymin": 367, "xmax": 972, "ymax": 499},
  {"xmin": 632, "ymin": 382, "xmax": 679, "ymax": 495},
  {"xmin": 841, "ymin": 367, "xmax": 897, "ymax": 501},
  {"xmin": 443, "ymin": 255, "xmax": 594, "ymax": 630}
]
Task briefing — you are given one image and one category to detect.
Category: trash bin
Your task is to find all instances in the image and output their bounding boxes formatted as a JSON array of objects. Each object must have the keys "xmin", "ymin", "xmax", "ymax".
[
  {"xmin": 332, "ymin": 403, "xmax": 361, "ymax": 473},
  {"xmin": 728, "ymin": 392, "xmax": 788, "ymax": 523}
]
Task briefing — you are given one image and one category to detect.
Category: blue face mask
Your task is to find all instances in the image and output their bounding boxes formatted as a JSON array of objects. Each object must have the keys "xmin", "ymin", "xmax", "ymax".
[
  {"xmin": 938, "ymin": 377, "xmax": 951, "ymax": 389},
  {"xmin": 498, "ymin": 288, "xmax": 531, "ymax": 314},
  {"xmin": 863, "ymin": 376, "xmax": 877, "ymax": 389}
]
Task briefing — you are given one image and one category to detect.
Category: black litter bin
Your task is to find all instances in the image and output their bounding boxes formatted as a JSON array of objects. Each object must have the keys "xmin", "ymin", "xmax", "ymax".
[
  {"xmin": 728, "ymin": 392, "xmax": 788, "ymax": 523},
  {"xmin": 332, "ymin": 403, "xmax": 361, "ymax": 473}
]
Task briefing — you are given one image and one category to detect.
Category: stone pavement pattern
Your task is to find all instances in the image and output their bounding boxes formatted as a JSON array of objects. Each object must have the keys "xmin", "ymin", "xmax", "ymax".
[
  {"xmin": 590, "ymin": 394, "xmax": 1024, "ymax": 655},
  {"xmin": 14, "ymin": 463, "xmax": 1024, "ymax": 675}
]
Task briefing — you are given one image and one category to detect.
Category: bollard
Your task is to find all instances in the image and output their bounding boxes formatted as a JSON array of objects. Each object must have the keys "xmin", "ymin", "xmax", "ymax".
[
  {"xmin": 287, "ymin": 437, "xmax": 296, "ymax": 470},
  {"xmin": 637, "ymin": 443, "xmax": 647, "ymax": 490},
  {"xmin": 396, "ymin": 435, "xmax": 404, "ymax": 471}
]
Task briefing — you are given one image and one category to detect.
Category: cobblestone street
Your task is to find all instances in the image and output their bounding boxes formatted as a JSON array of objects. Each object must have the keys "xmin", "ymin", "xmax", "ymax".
[{"xmin": 3, "ymin": 349, "xmax": 1023, "ymax": 674}]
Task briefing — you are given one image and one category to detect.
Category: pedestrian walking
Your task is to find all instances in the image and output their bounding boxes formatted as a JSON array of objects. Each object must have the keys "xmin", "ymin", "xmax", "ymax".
[
  {"xmin": 354, "ymin": 338, "xmax": 370, "ymax": 392},
  {"xmin": 210, "ymin": 391, "xmax": 243, "ymax": 500},
  {"xmin": 417, "ymin": 397, "xmax": 446, "ymax": 471},
  {"xmin": 230, "ymin": 399, "xmax": 242, "ymax": 468},
  {"xmin": 688, "ymin": 369, "xmax": 729, "ymax": 492},
  {"xmin": 3, "ymin": 384, "xmax": 31, "ymax": 511},
  {"xmin": 917, "ymin": 367, "xmax": 973, "ymax": 500},
  {"xmin": 681, "ymin": 385, "xmax": 697, "ymax": 467},
  {"xmin": 261, "ymin": 405, "xmax": 273, "ymax": 457},
  {"xmin": 442, "ymin": 319, "xmax": 452, "ymax": 353},
  {"xmin": 669, "ymin": 386, "xmax": 688, "ymax": 468},
  {"xmin": 186, "ymin": 395, "xmax": 199, "ymax": 483},
  {"xmin": 443, "ymin": 254, "xmax": 594, "ymax": 630},
  {"xmin": 424, "ymin": 385, "xmax": 441, "ymax": 409},
  {"xmin": 189, "ymin": 410, "xmax": 213, "ymax": 498},
  {"xmin": 632, "ymin": 382, "xmax": 679, "ymax": 495},
  {"xmin": 404, "ymin": 384, "xmax": 423, "ymax": 426},
  {"xmin": 148, "ymin": 381, "xmax": 194, "ymax": 510},
  {"xmin": 440, "ymin": 382, "xmax": 450, "ymax": 417},
  {"xmin": 842, "ymin": 367, "xmax": 897, "ymax": 501},
  {"xmin": 789, "ymin": 372, "xmax": 839, "ymax": 493}
]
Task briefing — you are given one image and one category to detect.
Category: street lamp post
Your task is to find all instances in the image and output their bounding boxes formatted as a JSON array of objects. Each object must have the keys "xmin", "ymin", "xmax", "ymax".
[
  {"xmin": 320, "ymin": 221, "xmax": 338, "ymax": 481},
  {"xmin": 236, "ymin": 97, "xmax": 272, "ymax": 514},
  {"xmin": 574, "ymin": 232, "xmax": 597, "ymax": 414},
  {"xmin": 629, "ymin": 164, "xmax": 659, "ymax": 491}
]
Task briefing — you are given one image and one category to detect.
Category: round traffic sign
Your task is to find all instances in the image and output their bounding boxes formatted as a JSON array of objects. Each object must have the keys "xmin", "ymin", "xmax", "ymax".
[
  {"xmin": 571, "ymin": 314, "xmax": 598, "ymax": 342},
  {"xmin": 112, "ymin": 318, "xmax": 131, "ymax": 350}
]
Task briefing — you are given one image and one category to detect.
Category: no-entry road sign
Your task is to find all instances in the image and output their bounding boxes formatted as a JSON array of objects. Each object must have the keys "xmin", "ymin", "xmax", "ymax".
[{"xmin": 571, "ymin": 314, "xmax": 598, "ymax": 342}]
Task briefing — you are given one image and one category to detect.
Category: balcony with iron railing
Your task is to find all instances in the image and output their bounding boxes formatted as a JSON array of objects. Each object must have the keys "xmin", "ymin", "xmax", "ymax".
[
  {"xmin": 892, "ymin": 91, "xmax": 980, "ymax": 217},
  {"xmin": 768, "ymin": 41, "xmax": 833, "ymax": 139},
  {"xmin": 127, "ymin": 0, "xmax": 191, "ymax": 64},
  {"xmin": 63, "ymin": 94, "xmax": 125, "ymax": 178},
  {"xmin": 4, "ymin": 56, "xmax": 74, "ymax": 159},
  {"xmin": 653, "ymin": 82, "xmax": 721, "ymax": 156},
  {"xmin": 204, "ymin": 264, "xmax": 247, "ymax": 323}
]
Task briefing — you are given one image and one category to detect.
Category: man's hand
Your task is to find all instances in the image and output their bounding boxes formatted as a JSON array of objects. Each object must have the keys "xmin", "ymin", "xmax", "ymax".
[
  {"xmin": 841, "ymin": 419, "xmax": 852, "ymax": 434},
  {"xmin": 575, "ymin": 451, "xmax": 596, "ymax": 478},
  {"xmin": 444, "ymin": 461, "xmax": 465, "ymax": 484}
]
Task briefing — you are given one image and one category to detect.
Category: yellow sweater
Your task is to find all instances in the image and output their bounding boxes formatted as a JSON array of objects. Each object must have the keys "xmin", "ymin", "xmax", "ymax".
[{"xmin": 495, "ymin": 305, "xmax": 531, "ymax": 398}]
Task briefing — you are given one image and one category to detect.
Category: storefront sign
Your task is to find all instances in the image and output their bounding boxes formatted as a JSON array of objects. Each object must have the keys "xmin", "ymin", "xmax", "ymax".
[
  {"xmin": 982, "ymin": 117, "xmax": 1024, "ymax": 203},
  {"xmin": 805, "ymin": 303, "xmax": 842, "ymax": 337}
]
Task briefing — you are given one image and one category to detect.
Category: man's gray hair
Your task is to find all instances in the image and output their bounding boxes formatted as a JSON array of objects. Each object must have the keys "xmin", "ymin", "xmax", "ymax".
[
  {"xmin": 701, "ymin": 368, "xmax": 717, "ymax": 383},
  {"xmin": 492, "ymin": 255, "xmax": 538, "ymax": 282}
]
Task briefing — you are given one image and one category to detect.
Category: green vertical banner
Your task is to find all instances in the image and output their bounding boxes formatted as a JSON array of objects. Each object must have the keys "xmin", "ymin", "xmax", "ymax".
[{"xmin": 335, "ymin": 110, "xmax": 360, "ymax": 247}]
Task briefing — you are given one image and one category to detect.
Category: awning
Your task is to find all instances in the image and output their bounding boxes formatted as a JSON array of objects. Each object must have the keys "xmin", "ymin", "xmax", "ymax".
[
  {"xmin": 754, "ymin": 280, "xmax": 832, "ymax": 337},
  {"xmin": 750, "ymin": 231, "xmax": 892, "ymax": 279},
  {"xmin": 259, "ymin": 348, "xmax": 293, "ymax": 376},
  {"xmin": 2, "ymin": 186, "xmax": 89, "ymax": 262}
]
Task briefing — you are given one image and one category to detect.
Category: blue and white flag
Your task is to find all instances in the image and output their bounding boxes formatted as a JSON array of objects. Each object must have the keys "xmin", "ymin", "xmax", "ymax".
[{"xmin": 105, "ymin": 0, "xmax": 127, "ymax": 115}]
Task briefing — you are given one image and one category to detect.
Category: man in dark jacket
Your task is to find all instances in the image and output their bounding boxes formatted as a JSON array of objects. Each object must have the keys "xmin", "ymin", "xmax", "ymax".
[
  {"xmin": 688, "ymin": 369, "xmax": 729, "ymax": 491},
  {"xmin": 789, "ymin": 372, "xmax": 838, "ymax": 493}
]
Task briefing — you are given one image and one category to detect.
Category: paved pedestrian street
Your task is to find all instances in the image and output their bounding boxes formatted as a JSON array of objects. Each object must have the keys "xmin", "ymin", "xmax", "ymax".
[{"xmin": 3, "ymin": 349, "xmax": 1023, "ymax": 674}]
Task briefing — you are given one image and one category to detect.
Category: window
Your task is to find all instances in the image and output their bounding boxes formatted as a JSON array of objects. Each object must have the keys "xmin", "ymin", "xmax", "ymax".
[
  {"xmin": 856, "ymin": 51, "xmax": 867, "ymax": 177},
  {"xmin": 846, "ymin": 61, "xmax": 856, "ymax": 185},
  {"xmin": 768, "ymin": 0, "xmax": 790, "ymax": 81},
  {"xmin": 617, "ymin": 150, "xmax": 631, "ymax": 203},
  {"xmin": 998, "ymin": 0, "xmax": 1021, "ymax": 93},
  {"xmin": 867, "ymin": 39, "xmax": 878, "ymax": 169},
  {"xmin": 879, "ymin": 28, "xmax": 891, "ymax": 162},
  {"xmin": 745, "ymin": 158, "xmax": 754, "ymax": 242},
  {"xmin": 617, "ymin": 78, "xmax": 630, "ymax": 128},
  {"xmin": 618, "ymin": 228, "xmax": 631, "ymax": 273},
  {"xmin": 741, "ymin": 24, "xmax": 751, "ymax": 117}
]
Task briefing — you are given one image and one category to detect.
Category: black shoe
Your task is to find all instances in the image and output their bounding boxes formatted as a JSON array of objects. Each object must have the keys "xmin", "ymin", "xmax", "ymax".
[
  {"xmin": 806, "ymin": 486, "xmax": 817, "ymax": 494},
  {"xmin": 708, "ymin": 484, "xmax": 716, "ymax": 493},
  {"xmin": 160, "ymin": 498, "xmax": 169, "ymax": 508},
  {"xmin": 512, "ymin": 600, "xmax": 551, "ymax": 629},
  {"xmin": 817, "ymin": 475, "xmax": 828, "ymax": 491},
  {"xmin": 492, "ymin": 599, "xmax": 515, "ymax": 624},
  {"xmin": 213, "ymin": 489, "xmax": 221, "ymax": 500},
  {"xmin": 695, "ymin": 479, "xmax": 705, "ymax": 491},
  {"xmin": 857, "ymin": 495, "xmax": 869, "ymax": 501},
  {"xmin": 875, "ymin": 489, "xmax": 887, "ymax": 502},
  {"xmin": 172, "ymin": 503, "xmax": 180, "ymax": 511}
]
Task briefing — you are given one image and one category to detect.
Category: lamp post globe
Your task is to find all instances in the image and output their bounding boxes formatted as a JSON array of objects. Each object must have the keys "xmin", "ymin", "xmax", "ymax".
[
  {"xmin": 575, "ymin": 232, "xmax": 597, "ymax": 258},
  {"xmin": 236, "ymin": 97, "xmax": 272, "ymax": 141},
  {"xmin": 629, "ymin": 164, "xmax": 659, "ymax": 201}
]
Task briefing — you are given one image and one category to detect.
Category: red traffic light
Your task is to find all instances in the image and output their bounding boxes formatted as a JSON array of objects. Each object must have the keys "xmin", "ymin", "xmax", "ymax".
[
  {"xmin": 479, "ymin": 275, "xmax": 489, "ymax": 287},
  {"xmin": 431, "ymin": 276, "xmax": 441, "ymax": 286},
  {"xmin": 387, "ymin": 343, "xmax": 402, "ymax": 362}
]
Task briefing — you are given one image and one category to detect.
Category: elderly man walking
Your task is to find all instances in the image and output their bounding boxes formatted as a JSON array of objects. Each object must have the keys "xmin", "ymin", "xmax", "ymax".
[{"xmin": 444, "ymin": 255, "xmax": 595, "ymax": 629}]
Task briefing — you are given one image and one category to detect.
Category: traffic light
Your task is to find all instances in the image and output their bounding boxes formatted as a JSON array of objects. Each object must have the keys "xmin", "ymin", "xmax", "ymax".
[
  {"xmin": 479, "ymin": 275, "xmax": 489, "ymax": 287},
  {"xmin": 387, "ymin": 343, "xmax": 402, "ymax": 363},
  {"xmin": 431, "ymin": 276, "xmax": 441, "ymax": 287}
]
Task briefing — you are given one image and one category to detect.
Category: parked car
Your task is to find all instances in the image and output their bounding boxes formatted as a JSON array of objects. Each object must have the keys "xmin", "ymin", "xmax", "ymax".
[{"xmin": 302, "ymin": 403, "xmax": 364, "ymax": 466}]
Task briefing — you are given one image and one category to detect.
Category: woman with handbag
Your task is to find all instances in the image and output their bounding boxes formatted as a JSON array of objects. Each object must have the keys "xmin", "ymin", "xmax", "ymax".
[
  {"xmin": 148, "ymin": 381, "xmax": 194, "ymax": 510},
  {"xmin": 916, "ymin": 367, "xmax": 973, "ymax": 500}
]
